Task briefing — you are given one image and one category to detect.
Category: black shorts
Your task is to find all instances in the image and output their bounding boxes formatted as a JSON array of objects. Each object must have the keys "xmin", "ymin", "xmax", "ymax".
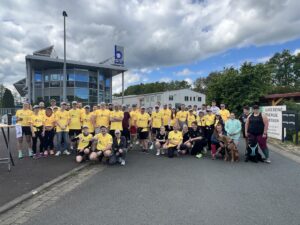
[
  {"xmin": 139, "ymin": 131, "xmax": 149, "ymax": 140},
  {"xmin": 157, "ymin": 141, "xmax": 166, "ymax": 146},
  {"xmin": 77, "ymin": 151, "xmax": 85, "ymax": 157},
  {"xmin": 151, "ymin": 128, "xmax": 160, "ymax": 135},
  {"xmin": 69, "ymin": 129, "xmax": 81, "ymax": 137},
  {"xmin": 22, "ymin": 126, "xmax": 32, "ymax": 136}
]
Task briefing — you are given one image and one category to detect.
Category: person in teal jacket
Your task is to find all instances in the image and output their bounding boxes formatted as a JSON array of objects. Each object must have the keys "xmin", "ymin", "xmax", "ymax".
[{"xmin": 225, "ymin": 112, "xmax": 241, "ymax": 145}]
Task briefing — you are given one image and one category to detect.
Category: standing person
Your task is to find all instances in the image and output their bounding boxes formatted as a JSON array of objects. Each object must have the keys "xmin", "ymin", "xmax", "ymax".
[
  {"xmin": 219, "ymin": 104, "xmax": 230, "ymax": 122},
  {"xmin": 168, "ymin": 104, "xmax": 172, "ymax": 111},
  {"xmin": 50, "ymin": 99, "xmax": 59, "ymax": 110},
  {"xmin": 129, "ymin": 104, "xmax": 139, "ymax": 145},
  {"xmin": 162, "ymin": 104, "xmax": 171, "ymax": 132},
  {"xmin": 94, "ymin": 102, "xmax": 111, "ymax": 133},
  {"xmin": 136, "ymin": 106, "xmax": 151, "ymax": 152},
  {"xmin": 170, "ymin": 108, "xmax": 177, "ymax": 130},
  {"xmin": 15, "ymin": 102, "xmax": 33, "ymax": 158},
  {"xmin": 176, "ymin": 104, "xmax": 188, "ymax": 130},
  {"xmin": 204, "ymin": 109, "xmax": 215, "ymax": 151},
  {"xmin": 69, "ymin": 101, "xmax": 82, "ymax": 151},
  {"xmin": 197, "ymin": 111, "xmax": 206, "ymax": 132},
  {"xmin": 147, "ymin": 107, "xmax": 153, "ymax": 117},
  {"xmin": 187, "ymin": 122, "xmax": 207, "ymax": 158},
  {"xmin": 239, "ymin": 106, "xmax": 250, "ymax": 153},
  {"xmin": 225, "ymin": 113, "xmax": 241, "ymax": 146},
  {"xmin": 81, "ymin": 105, "xmax": 95, "ymax": 135},
  {"xmin": 55, "ymin": 102, "xmax": 71, "ymax": 156},
  {"xmin": 193, "ymin": 105, "xmax": 198, "ymax": 116},
  {"xmin": 187, "ymin": 109, "xmax": 197, "ymax": 130},
  {"xmin": 31, "ymin": 105, "xmax": 45, "ymax": 158},
  {"xmin": 211, "ymin": 100, "xmax": 220, "ymax": 115},
  {"xmin": 166, "ymin": 124, "xmax": 183, "ymax": 158},
  {"xmin": 110, "ymin": 104, "xmax": 124, "ymax": 138},
  {"xmin": 108, "ymin": 103, "xmax": 114, "ymax": 111},
  {"xmin": 43, "ymin": 107, "xmax": 55, "ymax": 156},
  {"xmin": 214, "ymin": 113, "xmax": 224, "ymax": 128},
  {"xmin": 111, "ymin": 130, "xmax": 127, "ymax": 166},
  {"xmin": 245, "ymin": 104, "xmax": 270, "ymax": 163},
  {"xmin": 38, "ymin": 101, "xmax": 46, "ymax": 117},
  {"xmin": 150, "ymin": 105, "xmax": 163, "ymax": 149},
  {"xmin": 155, "ymin": 126, "xmax": 168, "ymax": 156},
  {"xmin": 122, "ymin": 105, "xmax": 131, "ymax": 148},
  {"xmin": 201, "ymin": 104, "xmax": 207, "ymax": 115}
]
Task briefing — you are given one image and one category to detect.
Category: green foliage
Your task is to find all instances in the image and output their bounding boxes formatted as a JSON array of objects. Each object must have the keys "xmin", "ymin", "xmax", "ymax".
[
  {"xmin": 1, "ymin": 88, "xmax": 15, "ymax": 108},
  {"xmin": 282, "ymin": 100, "xmax": 300, "ymax": 113}
]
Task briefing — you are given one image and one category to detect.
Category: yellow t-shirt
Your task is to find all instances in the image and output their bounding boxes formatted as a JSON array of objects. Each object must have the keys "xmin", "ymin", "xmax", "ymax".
[
  {"xmin": 55, "ymin": 110, "xmax": 70, "ymax": 132},
  {"xmin": 137, "ymin": 113, "xmax": 150, "ymax": 131},
  {"xmin": 129, "ymin": 110, "xmax": 139, "ymax": 126},
  {"xmin": 151, "ymin": 111, "xmax": 163, "ymax": 128},
  {"xmin": 176, "ymin": 111, "xmax": 188, "ymax": 122},
  {"xmin": 44, "ymin": 115, "xmax": 55, "ymax": 127},
  {"xmin": 170, "ymin": 114, "xmax": 176, "ymax": 126},
  {"xmin": 110, "ymin": 111, "xmax": 124, "ymax": 131},
  {"xmin": 38, "ymin": 109, "xmax": 46, "ymax": 117},
  {"xmin": 81, "ymin": 113, "xmax": 94, "ymax": 133},
  {"xmin": 197, "ymin": 116, "xmax": 206, "ymax": 127},
  {"xmin": 95, "ymin": 109, "xmax": 111, "ymax": 127},
  {"xmin": 69, "ymin": 109, "xmax": 82, "ymax": 130},
  {"xmin": 168, "ymin": 131, "xmax": 183, "ymax": 147},
  {"xmin": 219, "ymin": 109, "xmax": 230, "ymax": 122},
  {"xmin": 77, "ymin": 133, "xmax": 93, "ymax": 150},
  {"xmin": 16, "ymin": 109, "xmax": 33, "ymax": 126},
  {"xmin": 95, "ymin": 133, "xmax": 113, "ymax": 151},
  {"xmin": 205, "ymin": 114, "xmax": 215, "ymax": 126},
  {"xmin": 187, "ymin": 114, "xmax": 196, "ymax": 127},
  {"xmin": 31, "ymin": 114, "xmax": 44, "ymax": 132},
  {"xmin": 161, "ymin": 109, "xmax": 171, "ymax": 126}
]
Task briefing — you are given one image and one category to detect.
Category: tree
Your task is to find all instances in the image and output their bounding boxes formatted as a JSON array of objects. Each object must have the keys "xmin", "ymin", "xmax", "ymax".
[
  {"xmin": 193, "ymin": 72, "xmax": 221, "ymax": 94},
  {"xmin": 1, "ymin": 88, "xmax": 15, "ymax": 108},
  {"xmin": 0, "ymin": 84, "xmax": 5, "ymax": 107}
]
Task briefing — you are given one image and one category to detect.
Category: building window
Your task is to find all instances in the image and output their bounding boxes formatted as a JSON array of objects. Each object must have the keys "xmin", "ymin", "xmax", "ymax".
[
  {"xmin": 146, "ymin": 96, "xmax": 149, "ymax": 102},
  {"xmin": 198, "ymin": 97, "xmax": 202, "ymax": 102},
  {"xmin": 75, "ymin": 73, "xmax": 88, "ymax": 88},
  {"xmin": 105, "ymin": 78, "xmax": 111, "ymax": 87},
  {"xmin": 185, "ymin": 96, "xmax": 189, "ymax": 101},
  {"xmin": 193, "ymin": 97, "xmax": 196, "ymax": 101},
  {"xmin": 169, "ymin": 95, "xmax": 173, "ymax": 101},
  {"xmin": 150, "ymin": 96, "xmax": 154, "ymax": 102},
  {"xmin": 190, "ymin": 96, "xmax": 192, "ymax": 101},
  {"xmin": 89, "ymin": 74, "xmax": 97, "ymax": 89},
  {"xmin": 99, "ymin": 73, "xmax": 104, "ymax": 90},
  {"xmin": 99, "ymin": 90, "xmax": 104, "ymax": 102},
  {"xmin": 67, "ymin": 73, "xmax": 75, "ymax": 87},
  {"xmin": 74, "ymin": 88, "xmax": 89, "ymax": 102},
  {"xmin": 157, "ymin": 95, "xmax": 161, "ymax": 102}
]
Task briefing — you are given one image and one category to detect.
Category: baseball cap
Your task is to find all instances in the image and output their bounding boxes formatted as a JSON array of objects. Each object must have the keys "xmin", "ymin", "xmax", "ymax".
[
  {"xmin": 33, "ymin": 105, "xmax": 40, "ymax": 109},
  {"xmin": 72, "ymin": 101, "xmax": 77, "ymax": 105},
  {"xmin": 84, "ymin": 105, "xmax": 90, "ymax": 109},
  {"xmin": 60, "ymin": 102, "xmax": 67, "ymax": 106},
  {"xmin": 155, "ymin": 105, "xmax": 159, "ymax": 108}
]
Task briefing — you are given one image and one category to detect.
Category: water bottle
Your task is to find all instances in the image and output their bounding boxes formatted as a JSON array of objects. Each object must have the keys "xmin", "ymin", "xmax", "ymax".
[{"xmin": 12, "ymin": 115, "xmax": 17, "ymax": 125}]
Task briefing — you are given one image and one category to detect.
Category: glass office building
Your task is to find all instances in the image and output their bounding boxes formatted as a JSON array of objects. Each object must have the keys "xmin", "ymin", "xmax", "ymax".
[{"xmin": 14, "ymin": 46, "xmax": 127, "ymax": 105}]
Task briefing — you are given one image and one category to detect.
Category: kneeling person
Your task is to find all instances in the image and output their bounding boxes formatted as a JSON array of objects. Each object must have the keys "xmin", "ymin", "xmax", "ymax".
[
  {"xmin": 188, "ymin": 121, "xmax": 207, "ymax": 158},
  {"xmin": 72, "ymin": 126, "xmax": 93, "ymax": 163},
  {"xmin": 166, "ymin": 124, "xmax": 183, "ymax": 158},
  {"xmin": 111, "ymin": 130, "xmax": 127, "ymax": 166}
]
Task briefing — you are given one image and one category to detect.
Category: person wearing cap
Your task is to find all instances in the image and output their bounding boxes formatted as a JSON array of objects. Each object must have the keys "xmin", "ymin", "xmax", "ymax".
[
  {"xmin": 43, "ymin": 107, "xmax": 56, "ymax": 156},
  {"xmin": 166, "ymin": 124, "xmax": 183, "ymax": 158},
  {"xmin": 72, "ymin": 126, "xmax": 93, "ymax": 163},
  {"xmin": 245, "ymin": 104, "xmax": 270, "ymax": 163},
  {"xmin": 162, "ymin": 104, "xmax": 171, "ymax": 132},
  {"xmin": 30, "ymin": 105, "xmax": 45, "ymax": 158},
  {"xmin": 197, "ymin": 111, "xmax": 206, "ymax": 132},
  {"xmin": 110, "ymin": 104, "xmax": 124, "ymax": 137},
  {"xmin": 129, "ymin": 104, "xmax": 139, "ymax": 144},
  {"xmin": 69, "ymin": 101, "xmax": 82, "ymax": 151},
  {"xmin": 90, "ymin": 126, "xmax": 113, "ymax": 163},
  {"xmin": 204, "ymin": 109, "xmax": 215, "ymax": 151},
  {"xmin": 111, "ymin": 130, "xmax": 127, "ymax": 166},
  {"xmin": 211, "ymin": 100, "xmax": 220, "ymax": 115},
  {"xmin": 136, "ymin": 106, "xmax": 151, "ymax": 152},
  {"xmin": 54, "ymin": 102, "xmax": 71, "ymax": 156},
  {"xmin": 187, "ymin": 109, "xmax": 197, "ymax": 130},
  {"xmin": 15, "ymin": 102, "xmax": 33, "ymax": 159},
  {"xmin": 121, "ymin": 105, "xmax": 131, "ymax": 148},
  {"xmin": 176, "ymin": 104, "xmax": 188, "ymax": 130},
  {"xmin": 81, "ymin": 105, "xmax": 95, "ymax": 135},
  {"xmin": 94, "ymin": 102, "xmax": 111, "ymax": 133},
  {"xmin": 219, "ymin": 104, "xmax": 230, "ymax": 122},
  {"xmin": 38, "ymin": 101, "xmax": 46, "ymax": 117},
  {"xmin": 150, "ymin": 105, "xmax": 163, "ymax": 149}
]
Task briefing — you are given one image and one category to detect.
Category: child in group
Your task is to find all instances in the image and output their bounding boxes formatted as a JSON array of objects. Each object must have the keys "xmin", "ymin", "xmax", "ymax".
[{"xmin": 72, "ymin": 126, "xmax": 93, "ymax": 163}]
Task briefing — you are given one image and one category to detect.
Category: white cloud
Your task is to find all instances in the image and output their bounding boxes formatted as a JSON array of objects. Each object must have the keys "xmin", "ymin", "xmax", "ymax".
[
  {"xmin": 184, "ymin": 78, "xmax": 194, "ymax": 88},
  {"xmin": 174, "ymin": 68, "xmax": 202, "ymax": 76},
  {"xmin": 293, "ymin": 48, "xmax": 300, "ymax": 55},
  {"xmin": 1, "ymin": 0, "xmax": 300, "ymax": 91},
  {"xmin": 159, "ymin": 77, "xmax": 172, "ymax": 83},
  {"xmin": 112, "ymin": 71, "xmax": 144, "ymax": 94},
  {"xmin": 256, "ymin": 55, "xmax": 272, "ymax": 63}
]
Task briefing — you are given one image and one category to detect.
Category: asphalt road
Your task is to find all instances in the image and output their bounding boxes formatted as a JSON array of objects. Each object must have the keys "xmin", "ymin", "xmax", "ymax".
[{"xmin": 23, "ymin": 141, "xmax": 300, "ymax": 225}]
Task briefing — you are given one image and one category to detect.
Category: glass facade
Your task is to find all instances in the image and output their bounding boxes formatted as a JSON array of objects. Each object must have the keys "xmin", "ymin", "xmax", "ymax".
[{"xmin": 32, "ymin": 68, "xmax": 112, "ymax": 106}]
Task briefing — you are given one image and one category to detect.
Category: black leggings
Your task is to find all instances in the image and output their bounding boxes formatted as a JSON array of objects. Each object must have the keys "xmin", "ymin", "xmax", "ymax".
[
  {"xmin": 44, "ymin": 129, "xmax": 55, "ymax": 150},
  {"xmin": 122, "ymin": 128, "xmax": 131, "ymax": 146},
  {"xmin": 190, "ymin": 139, "xmax": 207, "ymax": 155},
  {"xmin": 168, "ymin": 146, "xmax": 178, "ymax": 158},
  {"xmin": 32, "ymin": 128, "xmax": 44, "ymax": 154},
  {"xmin": 205, "ymin": 126, "xmax": 214, "ymax": 150}
]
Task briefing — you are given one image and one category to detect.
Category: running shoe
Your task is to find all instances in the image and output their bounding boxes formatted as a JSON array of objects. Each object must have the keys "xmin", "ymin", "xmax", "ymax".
[
  {"xmin": 196, "ymin": 153, "xmax": 203, "ymax": 159},
  {"xmin": 55, "ymin": 151, "xmax": 61, "ymax": 156},
  {"xmin": 63, "ymin": 150, "xmax": 71, "ymax": 155},
  {"xmin": 264, "ymin": 158, "xmax": 271, "ymax": 164},
  {"xmin": 28, "ymin": 149, "xmax": 34, "ymax": 157},
  {"xmin": 121, "ymin": 160, "xmax": 126, "ymax": 166},
  {"xmin": 18, "ymin": 150, "xmax": 23, "ymax": 159},
  {"xmin": 50, "ymin": 150, "xmax": 55, "ymax": 155},
  {"xmin": 156, "ymin": 151, "xmax": 160, "ymax": 156}
]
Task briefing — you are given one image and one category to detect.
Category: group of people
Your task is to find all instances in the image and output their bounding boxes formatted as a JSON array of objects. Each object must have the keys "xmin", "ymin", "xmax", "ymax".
[{"xmin": 14, "ymin": 99, "xmax": 271, "ymax": 166}]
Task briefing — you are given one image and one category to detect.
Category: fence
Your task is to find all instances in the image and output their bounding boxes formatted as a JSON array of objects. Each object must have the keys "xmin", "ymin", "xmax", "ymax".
[{"xmin": 0, "ymin": 108, "xmax": 16, "ymax": 117}]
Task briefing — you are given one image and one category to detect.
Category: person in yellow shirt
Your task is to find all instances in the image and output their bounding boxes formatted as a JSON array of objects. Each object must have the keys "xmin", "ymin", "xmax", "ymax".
[
  {"xmin": 204, "ymin": 109, "xmax": 215, "ymax": 151},
  {"xmin": 176, "ymin": 104, "xmax": 188, "ymax": 130},
  {"xmin": 38, "ymin": 101, "xmax": 46, "ymax": 117},
  {"xmin": 55, "ymin": 102, "xmax": 71, "ymax": 156},
  {"xmin": 187, "ymin": 109, "xmax": 197, "ymax": 129},
  {"xmin": 129, "ymin": 104, "xmax": 139, "ymax": 145},
  {"xmin": 166, "ymin": 124, "xmax": 183, "ymax": 158},
  {"xmin": 197, "ymin": 111, "xmax": 206, "ymax": 132},
  {"xmin": 219, "ymin": 104, "xmax": 230, "ymax": 122},
  {"xmin": 137, "ymin": 106, "xmax": 151, "ymax": 152},
  {"xmin": 150, "ymin": 105, "xmax": 163, "ymax": 147},
  {"xmin": 110, "ymin": 104, "xmax": 124, "ymax": 137},
  {"xmin": 170, "ymin": 108, "xmax": 177, "ymax": 130},
  {"xmin": 94, "ymin": 102, "xmax": 111, "ymax": 133},
  {"xmin": 77, "ymin": 102, "xmax": 85, "ymax": 115},
  {"xmin": 30, "ymin": 105, "xmax": 45, "ymax": 158},
  {"xmin": 161, "ymin": 104, "xmax": 171, "ymax": 132},
  {"xmin": 15, "ymin": 102, "xmax": 33, "ymax": 159},
  {"xmin": 43, "ymin": 107, "xmax": 56, "ymax": 156},
  {"xmin": 81, "ymin": 105, "xmax": 95, "ymax": 135},
  {"xmin": 72, "ymin": 126, "xmax": 93, "ymax": 163},
  {"xmin": 69, "ymin": 101, "xmax": 83, "ymax": 151},
  {"xmin": 90, "ymin": 126, "xmax": 113, "ymax": 163}
]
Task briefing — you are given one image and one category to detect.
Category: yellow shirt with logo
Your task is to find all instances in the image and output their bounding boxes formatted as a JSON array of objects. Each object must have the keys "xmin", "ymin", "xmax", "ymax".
[
  {"xmin": 77, "ymin": 133, "xmax": 93, "ymax": 150},
  {"xmin": 168, "ymin": 131, "xmax": 183, "ymax": 147},
  {"xmin": 137, "ymin": 113, "xmax": 150, "ymax": 132},
  {"xmin": 69, "ymin": 109, "xmax": 82, "ymax": 130},
  {"xmin": 31, "ymin": 114, "xmax": 44, "ymax": 132},
  {"xmin": 176, "ymin": 111, "xmax": 188, "ymax": 122},
  {"xmin": 55, "ymin": 110, "xmax": 70, "ymax": 132},
  {"xmin": 129, "ymin": 110, "xmax": 139, "ymax": 126},
  {"xmin": 95, "ymin": 109, "xmax": 111, "ymax": 127},
  {"xmin": 81, "ymin": 113, "xmax": 94, "ymax": 133},
  {"xmin": 219, "ymin": 109, "xmax": 230, "ymax": 122},
  {"xmin": 187, "ymin": 114, "xmax": 196, "ymax": 127},
  {"xmin": 38, "ymin": 109, "xmax": 46, "ymax": 117},
  {"xmin": 151, "ymin": 111, "xmax": 163, "ymax": 128},
  {"xmin": 95, "ymin": 133, "xmax": 113, "ymax": 151},
  {"xmin": 44, "ymin": 115, "xmax": 55, "ymax": 127},
  {"xmin": 197, "ymin": 116, "xmax": 206, "ymax": 127},
  {"xmin": 16, "ymin": 109, "xmax": 33, "ymax": 126},
  {"xmin": 110, "ymin": 111, "xmax": 124, "ymax": 131},
  {"xmin": 205, "ymin": 114, "xmax": 215, "ymax": 126},
  {"xmin": 161, "ymin": 109, "xmax": 171, "ymax": 126}
]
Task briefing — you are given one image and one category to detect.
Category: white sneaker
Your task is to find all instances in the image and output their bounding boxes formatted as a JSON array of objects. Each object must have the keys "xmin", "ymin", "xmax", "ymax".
[
  {"xmin": 156, "ymin": 151, "xmax": 160, "ymax": 156},
  {"xmin": 203, "ymin": 147, "xmax": 207, "ymax": 154},
  {"xmin": 135, "ymin": 141, "xmax": 139, "ymax": 145},
  {"xmin": 264, "ymin": 158, "xmax": 271, "ymax": 164},
  {"xmin": 150, "ymin": 144, "xmax": 154, "ymax": 150},
  {"xmin": 63, "ymin": 150, "xmax": 71, "ymax": 155},
  {"xmin": 121, "ymin": 160, "xmax": 126, "ymax": 166},
  {"xmin": 55, "ymin": 151, "xmax": 61, "ymax": 156}
]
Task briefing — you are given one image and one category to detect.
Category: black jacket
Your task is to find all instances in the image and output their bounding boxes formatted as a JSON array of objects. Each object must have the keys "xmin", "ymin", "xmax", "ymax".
[{"xmin": 112, "ymin": 136, "xmax": 127, "ymax": 152}]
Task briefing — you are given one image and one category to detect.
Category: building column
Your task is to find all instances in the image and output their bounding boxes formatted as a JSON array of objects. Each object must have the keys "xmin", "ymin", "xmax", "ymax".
[{"xmin": 122, "ymin": 71, "xmax": 124, "ymax": 104}]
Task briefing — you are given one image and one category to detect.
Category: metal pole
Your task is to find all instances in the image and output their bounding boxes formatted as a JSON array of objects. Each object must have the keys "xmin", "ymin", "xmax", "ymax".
[
  {"xmin": 62, "ymin": 12, "xmax": 67, "ymax": 102},
  {"xmin": 122, "ymin": 72, "xmax": 124, "ymax": 104}
]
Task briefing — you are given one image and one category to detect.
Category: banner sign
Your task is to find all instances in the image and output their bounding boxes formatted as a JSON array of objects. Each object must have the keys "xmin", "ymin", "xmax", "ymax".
[
  {"xmin": 282, "ymin": 111, "xmax": 296, "ymax": 130},
  {"xmin": 261, "ymin": 105, "xmax": 286, "ymax": 140},
  {"xmin": 114, "ymin": 45, "xmax": 124, "ymax": 65}
]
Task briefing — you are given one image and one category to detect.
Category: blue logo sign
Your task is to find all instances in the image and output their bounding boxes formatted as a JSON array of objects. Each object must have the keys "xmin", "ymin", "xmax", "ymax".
[{"xmin": 114, "ymin": 45, "xmax": 124, "ymax": 65}]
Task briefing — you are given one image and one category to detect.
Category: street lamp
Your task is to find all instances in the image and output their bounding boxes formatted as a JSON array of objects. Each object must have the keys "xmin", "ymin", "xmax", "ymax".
[{"xmin": 62, "ymin": 10, "xmax": 68, "ymax": 102}]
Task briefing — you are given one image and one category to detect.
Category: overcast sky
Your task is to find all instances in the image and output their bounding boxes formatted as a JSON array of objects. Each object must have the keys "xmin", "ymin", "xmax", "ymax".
[{"xmin": 1, "ymin": 0, "xmax": 300, "ymax": 93}]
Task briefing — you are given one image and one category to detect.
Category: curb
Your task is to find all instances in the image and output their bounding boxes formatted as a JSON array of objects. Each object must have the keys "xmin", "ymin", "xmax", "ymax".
[
  {"xmin": 268, "ymin": 142, "xmax": 300, "ymax": 164},
  {"xmin": 0, "ymin": 163, "xmax": 90, "ymax": 215}
]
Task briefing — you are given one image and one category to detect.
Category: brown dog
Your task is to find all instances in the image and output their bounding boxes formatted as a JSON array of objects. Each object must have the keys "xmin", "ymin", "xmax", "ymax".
[{"xmin": 217, "ymin": 135, "xmax": 239, "ymax": 162}]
